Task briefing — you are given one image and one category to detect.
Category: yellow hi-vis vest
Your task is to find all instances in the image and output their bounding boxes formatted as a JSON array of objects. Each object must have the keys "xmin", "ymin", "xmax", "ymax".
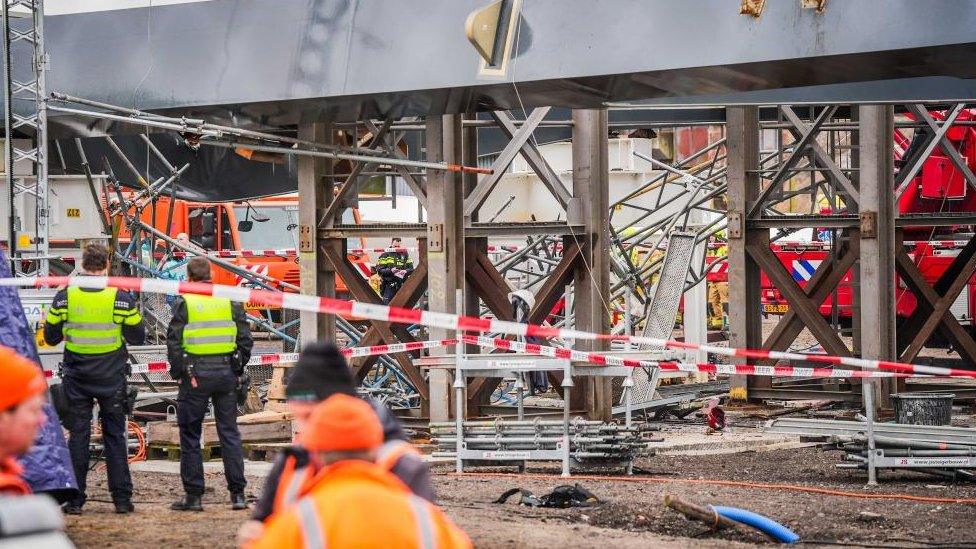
[
  {"xmin": 182, "ymin": 294, "xmax": 237, "ymax": 356},
  {"xmin": 63, "ymin": 287, "xmax": 123, "ymax": 355}
]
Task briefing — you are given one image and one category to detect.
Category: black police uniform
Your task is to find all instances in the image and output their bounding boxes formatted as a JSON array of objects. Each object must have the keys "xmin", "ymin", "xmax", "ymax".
[
  {"xmin": 44, "ymin": 286, "xmax": 145, "ymax": 511},
  {"xmin": 166, "ymin": 296, "xmax": 253, "ymax": 503}
]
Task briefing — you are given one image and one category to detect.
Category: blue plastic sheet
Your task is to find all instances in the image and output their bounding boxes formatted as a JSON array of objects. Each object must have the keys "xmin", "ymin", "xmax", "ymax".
[{"xmin": 0, "ymin": 250, "xmax": 78, "ymax": 502}]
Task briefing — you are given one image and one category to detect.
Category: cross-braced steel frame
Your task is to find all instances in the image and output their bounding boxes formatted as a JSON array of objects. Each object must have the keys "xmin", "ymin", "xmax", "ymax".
[{"xmin": 2, "ymin": 0, "xmax": 48, "ymax": 275}]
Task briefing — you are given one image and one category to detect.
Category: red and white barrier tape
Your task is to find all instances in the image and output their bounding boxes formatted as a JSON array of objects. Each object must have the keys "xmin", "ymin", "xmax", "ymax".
[
  {"xmin": 162, "ymin": 245, "xmax": 518, "ymax": 259},
  {"xmin": 8, "ymin": 276, "xmax": 974, "ymax": 380},
  {"xmin": 165, "ymin": 249, "xmax": 296, "ymax": 259},
  {"xmin": 461, "ymin": 336, "xmax": 918, "ymax": 379},
  {"xmin": 43, "ymin": 338, "xmax": 457, "ymax": 378}
]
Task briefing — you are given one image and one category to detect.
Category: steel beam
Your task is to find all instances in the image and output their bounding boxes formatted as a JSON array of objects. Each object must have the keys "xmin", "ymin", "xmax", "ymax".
[
  {"xmin": 760, "ymin": 239, "xmax": 859, "ymax": 360},
  {"xmin": 780, "ymin": 106, "xmax": 859, "ymax": 204},
  {"xmin": 894, "ymin": 104, "xmax": 966, "ymax": 197},
  {"xmin": 748, "ymin": 105, "xmax": 838, "ymax": 217},
  {"xmin": 426, "ymin": 114, "xmax": 465, "ymax": 421},
  {"xmin": 905, "ymin": 105, "xmax": 976, "ymax": 195},
  {"xmin": 364, "ymin": 119, "xmax": 428, "ymax": 209},
  {"xmin": 857, "ymin": 105, "xmax": 897, "ymax": 405},
  {"xmin": 571, "ymin": 108, "xmax": 611, "ymax": 421},
  {"xmin": 297, "ymin": 121, "xmax": 334, "ymax": 344},
  {"xmin": 747, "ymin": 242, "xmax": 852, "ymax": 358},
  {"xmin": 896, "ymin": 238, "xmax": 976, "ymax": 366},
  {"xmin": 727, "ymin": 106, "xmax": 765, "ymax": 394},
  {"xmin": 322, "ymin": 244, "xmax": 429, "ymax": 401},
  {"xmin": 43, "ymin": 1, "xmax": 976, "ymax": 123},
  {"xmin": 463, "ymin": 107, "xmax": 550, "ymax": 217},
  {"xmin": 465, "ymin": 221, "xmax": 585, "ymax": 237},
  {"xmin": 487, "ymin": 109, "xmax": 572, "ymax": 210},
  {"xmin": 318, "ymin": 119, "xmax": 393, "ymax": 228}
]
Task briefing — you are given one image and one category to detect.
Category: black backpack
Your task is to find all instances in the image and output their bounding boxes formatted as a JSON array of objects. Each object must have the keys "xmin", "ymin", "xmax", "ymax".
[{"xmin": 494, "ymin": 484, "xmax": 600, "ymax": 508}]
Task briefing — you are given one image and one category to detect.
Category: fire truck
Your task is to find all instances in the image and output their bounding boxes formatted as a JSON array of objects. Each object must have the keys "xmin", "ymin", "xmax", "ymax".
[{"xmin": 752, "ymin": 109, "xmax": 976, "ymax": 332}]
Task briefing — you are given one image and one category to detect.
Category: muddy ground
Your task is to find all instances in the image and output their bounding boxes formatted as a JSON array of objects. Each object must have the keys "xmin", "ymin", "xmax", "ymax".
[{"xmin": 65, "ymin": 445, "xmax": 976, "ymax": 548}]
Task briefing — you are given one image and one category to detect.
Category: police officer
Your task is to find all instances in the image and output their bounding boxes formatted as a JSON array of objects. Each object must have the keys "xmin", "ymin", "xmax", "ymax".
[
  {"xmin": 375, "ymin": 237, "xmax": 414, "ymax": 304},
  {"xmin": 166, "ymin": 257, "xmax": 252, "ymax": 512},
  {"xmin": 44, "ymin": 243, "xmax": 145, "ymax": 515}
]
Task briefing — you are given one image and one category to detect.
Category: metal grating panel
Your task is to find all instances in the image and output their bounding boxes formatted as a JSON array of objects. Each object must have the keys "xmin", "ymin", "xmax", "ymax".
[
  {"xmin": 627, "ymin": 232, "xmax": 697, "ymax": 405},
  {"xmin": 952, "ymin": 286, "xmax": 971, "ymax": 324},
  {"xmin": 642, "ymin": 232, "xmax": 697, "ymax": 341}
]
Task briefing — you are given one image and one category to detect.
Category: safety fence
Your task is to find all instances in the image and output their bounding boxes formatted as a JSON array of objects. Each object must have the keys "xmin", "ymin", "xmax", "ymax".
[{"xmin": 5, "ymin": 275, "xmax": 973, "ymax": 380}]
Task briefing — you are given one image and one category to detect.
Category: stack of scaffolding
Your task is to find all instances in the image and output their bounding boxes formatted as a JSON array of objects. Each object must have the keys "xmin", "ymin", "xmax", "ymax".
[
  {"xmin": 430, "ymin": 418, "xmax": 660, "ymax": 468},
  {"xmin": 764, "ymin": 418, "xmax": 976, "ymax": 480}
]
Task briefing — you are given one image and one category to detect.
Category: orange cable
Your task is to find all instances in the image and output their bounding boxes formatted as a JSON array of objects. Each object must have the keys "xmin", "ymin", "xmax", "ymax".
[
  {"xmin": 127, "ymin": 421, "xmax": 146, "ymax": 463},
  {"xmin": 441, "ymin": 471, "xmax": 976, "ymax": 506}
]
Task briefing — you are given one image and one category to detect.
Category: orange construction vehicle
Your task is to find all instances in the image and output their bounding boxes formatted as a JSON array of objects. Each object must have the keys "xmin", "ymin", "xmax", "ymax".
[{"xmin": 110, "ymin": 192, "xmax": 372, "ymax": 299}]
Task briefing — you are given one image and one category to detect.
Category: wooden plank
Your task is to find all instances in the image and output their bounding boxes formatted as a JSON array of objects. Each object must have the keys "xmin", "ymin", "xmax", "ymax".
[
  {"xmin": 236, "ymin": 410, "xmax": 292, "ymax": 424},
  {"xmin": 146, "ymin": 420, "xmax": 292, "ymax": 446},
  {"xmin": 267, "ymin": 363, "xmax": 290, "ymax": 401}
]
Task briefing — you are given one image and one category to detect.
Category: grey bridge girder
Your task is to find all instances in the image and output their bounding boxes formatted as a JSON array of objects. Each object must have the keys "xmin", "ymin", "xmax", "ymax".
[{"xmin": 41, "ymin": 0, "xmax": 976, "ymax": 123}]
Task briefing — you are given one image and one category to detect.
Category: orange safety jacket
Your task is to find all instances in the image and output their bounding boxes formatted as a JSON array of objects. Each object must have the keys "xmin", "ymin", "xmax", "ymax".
[
  {"xmin": 272, "ymin": 440, "xmax": 423, "ymax": 515},
  {"xmin": 0, "ymin": 457, "xmax": 30, "ymax": 496},
  {"xmin": 253, "ymin": 460, "xmax": 471, "ymax": 549}
]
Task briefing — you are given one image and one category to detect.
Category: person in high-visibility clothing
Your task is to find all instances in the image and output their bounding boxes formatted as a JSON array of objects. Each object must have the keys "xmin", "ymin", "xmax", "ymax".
[
  {"xmin": 251, "ymin": 394, "xmax": 471, "ymax": 549},
  {"xmin": 375, "ymin": 237, "xmax": 414, "ymax": 304},
  {"xmin": 707, "ymin": 231, "xmax": 729, "ymax": 330},
  {"xmin": 237, "ymin": 343, "xmax": 434, "ymax": 546},
  {"xmin": 166, "ymin": 257, "xmax": 253, "ymax": 512},
  {"xmin": 44, "ymin": 243, "xmax": 145, "ymax": 514},
  {"xmin": 0, "ymin": 345, "xmax": 47, "ymax": 496}
]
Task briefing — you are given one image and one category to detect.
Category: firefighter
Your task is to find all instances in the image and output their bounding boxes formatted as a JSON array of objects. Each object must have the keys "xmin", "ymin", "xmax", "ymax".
[
  {"xmin": 707, "ymin": 231, "xmax": 729, "ymax": 330},
  {"xmin": 237, "ymin": 342, "xmax": 434, "ymax": 547},
  {"xmin": 44, "ymin": 243, "xmax": 145, "ymax": 514},
  {"xmin": 0, "ymin": 345, "xmax": 47, "ymax": 496},
  {"xmin": 375, "ymin": 237, "xmax": 414, "ymax": 304},
  {"xmin": 166, "ymin": 257, "xmax": 253, "ymax": 512},
  {"xmin": 251, "ymin": 394, "xmax": 471, "ymax": 549}
]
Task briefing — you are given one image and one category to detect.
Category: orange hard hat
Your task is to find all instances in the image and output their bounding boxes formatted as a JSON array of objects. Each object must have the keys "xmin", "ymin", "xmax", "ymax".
[
  {"xmin": 0, "ymin": 345, "xmax": 46, "ymax": 411},
  {"xmin": 300, "ymin": 394, "xmax": 382, "ymax": 453}
]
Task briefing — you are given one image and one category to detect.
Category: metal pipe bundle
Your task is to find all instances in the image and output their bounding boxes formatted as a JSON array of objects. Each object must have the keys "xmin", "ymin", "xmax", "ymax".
[
  {"xmin": 431, "ymin": 418, "xmax": 660, "ymax": 465},
  {"xmin": 765, "ymin": 418, "xmax": 976, "ymax": 480}
]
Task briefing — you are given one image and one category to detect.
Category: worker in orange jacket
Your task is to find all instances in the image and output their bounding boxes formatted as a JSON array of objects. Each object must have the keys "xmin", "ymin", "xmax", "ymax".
[
  {"xmin": 237, "ymin": 343, "xmax": 434, "ymax": 546},
  {"xmin": 250, "ymin": 394, "xmax": 471, "ymax": 549},
  {"xmin": 0, "ymin": 345, "xmax": 48, "ymax": 495}
]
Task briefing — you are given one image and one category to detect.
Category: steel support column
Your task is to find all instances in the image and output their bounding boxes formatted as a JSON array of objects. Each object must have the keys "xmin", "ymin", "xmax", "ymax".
[
  {"xmin": 426, "ymin": 114, "xmax": 465, "ymax": 421},
  {"xmin": 297, "ymin": 121, "xmax": 335, "ymax": 344},
  {"xmin": 571, "ymin": 108, "xmax": 611, "ymax": 420},
  {"xmin": 857, "ymin": 105, "xmax": 897, "ymax": 406},
  {"xmin": 726, "ymin": 106, "xmax": 766, "ymax": 395}
]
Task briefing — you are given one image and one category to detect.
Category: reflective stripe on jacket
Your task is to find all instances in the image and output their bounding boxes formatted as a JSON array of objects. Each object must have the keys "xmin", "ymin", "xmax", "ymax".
[
  {"xmin": 62, "ymin": 287, "xmax": 123, "ymax": 354},
  {"xmin": 272, "ymin": 441, "xmax": 423, "ymax": 515},
  {"xmin": 273, "ymin": 454, "xmax": 310, "ymax": 514},
  {"xmin": 182, "ymin": 294, "xmax": 237, "ymax": 355},
  {"xmin": 375, "ymin": 439, "xmax": 422, "ymax": 471},
  {"xmin": 254, "ymin": 460, "xmax": 470, "ymax": 549}
]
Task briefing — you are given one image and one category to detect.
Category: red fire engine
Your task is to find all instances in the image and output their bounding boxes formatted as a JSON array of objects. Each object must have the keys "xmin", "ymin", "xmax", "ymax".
[{"xmin": 748, "ymin": 109, "xmax": 976, "ymax": 331}]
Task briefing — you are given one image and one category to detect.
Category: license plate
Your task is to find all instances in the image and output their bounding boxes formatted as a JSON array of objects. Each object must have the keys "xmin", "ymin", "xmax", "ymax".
[{"xmin": 763, "ymin": 304, "xmax": 789, "ymax": 313}]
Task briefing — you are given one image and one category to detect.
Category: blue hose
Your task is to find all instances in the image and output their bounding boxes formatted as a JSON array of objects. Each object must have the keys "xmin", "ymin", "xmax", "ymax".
[{"xmin": 711, "ymin": 506, "xmax": 800, "ymax": 544}]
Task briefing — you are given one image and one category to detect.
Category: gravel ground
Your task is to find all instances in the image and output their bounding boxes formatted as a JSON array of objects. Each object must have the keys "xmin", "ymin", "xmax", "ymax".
[{"xmin": 65, "ymin": 444, "xmax": 976, "ymax": 548}]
